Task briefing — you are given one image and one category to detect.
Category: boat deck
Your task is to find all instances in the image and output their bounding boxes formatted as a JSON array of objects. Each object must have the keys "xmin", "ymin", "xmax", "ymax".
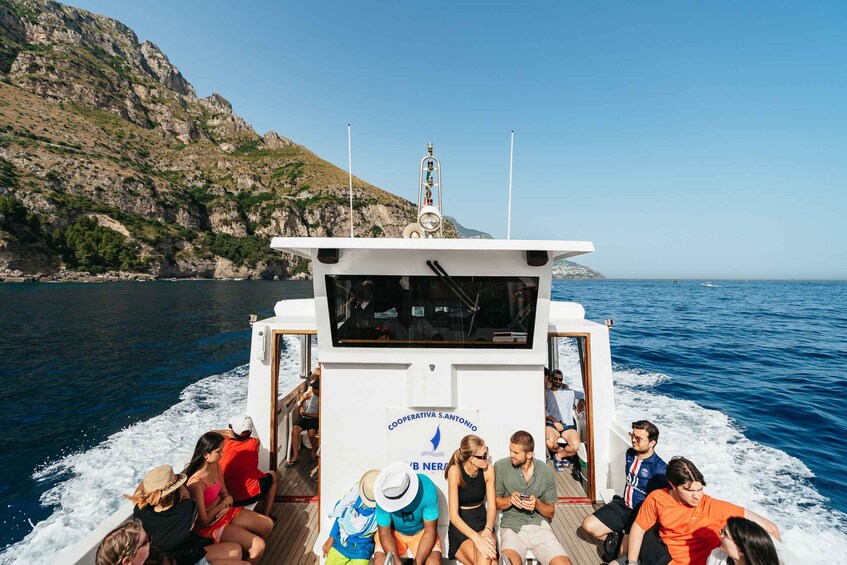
[{"xmin": 260, "ymin": 460, "xmax": 605, "ymax": 564}]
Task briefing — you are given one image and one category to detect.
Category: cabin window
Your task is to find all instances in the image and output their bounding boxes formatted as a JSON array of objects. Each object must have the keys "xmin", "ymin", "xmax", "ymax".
[{"xmin": 325, "ymin": 275, "xmax": 539, "ymax": 348}]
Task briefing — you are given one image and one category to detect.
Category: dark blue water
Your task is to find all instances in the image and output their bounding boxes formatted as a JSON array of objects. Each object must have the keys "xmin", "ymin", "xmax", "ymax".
[
  {"xmin": 0, "ymin": 280, "xmax": 845, "ymax": 551},
  {"xmin": 552, "ymin": 279, "xmax": 847, "ymax": 515},
  {"xmin": 0, "ymin": 281, "xmax": 312, "ymax": 550}
]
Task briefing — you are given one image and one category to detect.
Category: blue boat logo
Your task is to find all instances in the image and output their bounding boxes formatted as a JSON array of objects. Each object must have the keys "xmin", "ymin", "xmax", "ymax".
[{"xmin": 421, "ymin": 424, "xmax": 444, "ymax": 457}]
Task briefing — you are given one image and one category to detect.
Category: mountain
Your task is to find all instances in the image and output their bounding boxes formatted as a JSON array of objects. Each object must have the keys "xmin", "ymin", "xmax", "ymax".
[
  {"xmin": 447, "ymin": 216, "xmax": 493, "ymax": 239},
  {"xmin": 552, "ymin": 260, "xmax": 604, "ymax": 279},
  {"xmin": 0, "ymin": 0, "xmax": 456, "ymax": 281},
  {"xmin": 446, "ymin": 218, "xmax": 603, "ymax": 279}
]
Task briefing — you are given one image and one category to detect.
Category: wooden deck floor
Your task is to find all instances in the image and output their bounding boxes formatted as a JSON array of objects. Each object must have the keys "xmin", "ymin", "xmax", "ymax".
[{"xmin": 260, "ymin": 459, "xmax": 606, "ymax": 564}]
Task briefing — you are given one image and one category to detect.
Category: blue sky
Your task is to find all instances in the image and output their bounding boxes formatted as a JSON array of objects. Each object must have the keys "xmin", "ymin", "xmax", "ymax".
[{"xmin": 63, "ymin": 1, "xmax": 846, "ymax": 278}]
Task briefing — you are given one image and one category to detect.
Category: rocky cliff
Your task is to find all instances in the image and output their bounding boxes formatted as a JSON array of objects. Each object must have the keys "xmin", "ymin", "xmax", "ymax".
[{"xmin": 0, "ymin": 0, "xmax": 446, "ymax": 281}]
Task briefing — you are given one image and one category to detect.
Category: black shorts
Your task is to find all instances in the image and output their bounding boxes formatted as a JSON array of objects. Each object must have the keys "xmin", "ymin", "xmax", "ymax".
[
  {"xmin": 233, "ymin": 473, "xmax": 274, "ymax": 507},
  {"xmin": 297, "ymin": 415, "xmax": 319, "ymax": 432},
  {"xmin": 545, "ymin": 421, "xmax": 577, "ymax": 432},
  {"xmin": 592, "ymin": 496, "xmax": 637, "ymax": 533},
  {"xmin": 639, "ymin": 525, "xmax": 671, "ymax": 565}
]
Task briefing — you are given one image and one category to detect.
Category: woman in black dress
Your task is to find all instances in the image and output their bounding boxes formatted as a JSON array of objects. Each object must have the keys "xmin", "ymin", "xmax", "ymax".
[{"xmin": 445, "ymin": 434, "xmax": 497, "ymax": 564}]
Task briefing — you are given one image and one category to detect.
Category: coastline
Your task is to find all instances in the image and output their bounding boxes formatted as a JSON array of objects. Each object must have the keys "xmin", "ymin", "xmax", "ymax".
[{"xmin": 0, "ymin": 269, "xmax": 310, "ymax": 283}]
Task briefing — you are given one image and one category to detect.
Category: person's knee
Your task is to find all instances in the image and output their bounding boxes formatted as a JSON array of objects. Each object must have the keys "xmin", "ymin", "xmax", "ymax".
[
  {"xmin": 550, "ymin": 556, "xmax": 572, "ymax": 565},
  {"xmin": 502, "ymin": 548, "xmax": 522, "ymax": 564},
  {"xmin": 582, "ymin": 515, "xmax": 607, "ymax": 538},
  {"xmin": 269, "ymin": 470, "xmax": 278, "ymax": 483},
  {"xmin": 217, "ymin": 542, "xmax": 242, "ymax": 558},
  {"xmin": 248, "ymin": 534, "xmax": 266, "ymax": 557},
  {"xmin": 260, "ymin": 514, "xmax": 274, "ymax": 536}
]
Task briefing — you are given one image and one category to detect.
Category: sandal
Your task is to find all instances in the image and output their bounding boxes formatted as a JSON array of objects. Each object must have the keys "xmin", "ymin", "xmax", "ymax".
[
  {"xmin": 283, "ymin": 459, "xmax": 299, "ymax": 468},
  {"xmin": 308, "ymin": 455, "xmax": 319, "ymax": 463}
]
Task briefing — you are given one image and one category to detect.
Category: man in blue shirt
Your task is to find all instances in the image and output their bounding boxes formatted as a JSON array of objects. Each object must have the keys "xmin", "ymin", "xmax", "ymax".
[
  {"xmin": 582, "ymin": 420, "xmax": 668, "ymax": 561},
  {"xmin": 372, "ymin": 461, "xmax": 441, "ymax": 565}
]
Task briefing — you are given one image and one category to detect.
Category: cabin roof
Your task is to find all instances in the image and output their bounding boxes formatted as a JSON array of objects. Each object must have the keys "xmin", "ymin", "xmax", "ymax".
[{"xmin": 270, "ymin": 237, "xmax": 594, "ymax": 261}]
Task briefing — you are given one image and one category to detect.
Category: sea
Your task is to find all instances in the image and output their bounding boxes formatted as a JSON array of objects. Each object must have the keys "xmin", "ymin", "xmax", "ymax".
[{"xmin": 0, "ymin": 279, "xmax": 846, "ymax": 564}]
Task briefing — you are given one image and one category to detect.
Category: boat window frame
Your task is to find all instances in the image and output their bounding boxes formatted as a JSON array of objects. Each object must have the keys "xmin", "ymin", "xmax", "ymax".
[
  {"xmin": 270, "ymin": 330, "xmax": 317, "ymax": 472},
  {"xmin": 324, "ymin": 274, "xmax": 541, "ymax": 349},
  {"xmin": 548, "ymin": 332, "xmax": 596, "ymax": 503}
]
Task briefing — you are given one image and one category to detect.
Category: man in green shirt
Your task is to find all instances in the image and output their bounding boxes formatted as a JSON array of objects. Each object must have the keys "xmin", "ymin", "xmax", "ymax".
[{"xmin": 494, "ymin": 430, "xmax": 572, "ymax": 565}]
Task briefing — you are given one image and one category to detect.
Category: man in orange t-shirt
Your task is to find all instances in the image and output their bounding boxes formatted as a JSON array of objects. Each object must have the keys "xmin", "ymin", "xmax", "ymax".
[
  {"xmin": 217, "ymin": 414, "xmax": 278, "ymax": 517},
  {"xmin": 626, "ymin": 457, "xmax": 780, "ymax": 565}
]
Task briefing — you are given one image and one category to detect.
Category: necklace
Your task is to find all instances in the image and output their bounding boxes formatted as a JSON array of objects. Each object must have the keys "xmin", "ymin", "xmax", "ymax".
[{"xmin": 464, "ymin": 463, "xmax": 479, "ymax": 478}]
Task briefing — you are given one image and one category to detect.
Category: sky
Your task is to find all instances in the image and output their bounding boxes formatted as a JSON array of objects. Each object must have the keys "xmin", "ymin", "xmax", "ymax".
[{"xmin": 61, "ymin": 0, "xmax": 847, "ymax": 279}]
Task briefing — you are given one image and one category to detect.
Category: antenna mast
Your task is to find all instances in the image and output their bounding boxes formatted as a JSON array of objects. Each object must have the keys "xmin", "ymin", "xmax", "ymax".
[
  {"xmin": 347, "ymin": 124, "xmax": 353, "ymax": 238},
  {"xmin": 507, "ymin": 130, "xmax": 514, "ymax": 240}
]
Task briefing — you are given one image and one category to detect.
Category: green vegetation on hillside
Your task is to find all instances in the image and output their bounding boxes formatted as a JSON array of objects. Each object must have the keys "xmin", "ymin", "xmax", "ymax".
[
  {"xmin": 51, "ymin": 216, "xmax": 146, "ymax": 273},
  {"xmin": 0, "ymin": 155, "xmax": 18, "ymax": 187},
  {"xmin": 201, "ymin": 232, "xmax": 275, "ymax": 267}
]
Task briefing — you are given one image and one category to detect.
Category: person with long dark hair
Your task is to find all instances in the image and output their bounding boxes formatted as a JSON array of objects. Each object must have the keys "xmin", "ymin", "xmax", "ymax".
[
  {"xmin": 707, "ymin": 517, "xmax": 781, "ymax": 565},
  {"xmin": 128, "ymin": 464, "xmax": 247, "ymax": 565},
  {"xmin": 626, "ymin": 457, "xmax": 780, "ymax": 565},
  {"xmin": 184, "ymin": 432, "xmax": 273, "ymax": 564},
  {"xmin": 444, "ymin": 434, "xmax": 497, "ymax": 564}
]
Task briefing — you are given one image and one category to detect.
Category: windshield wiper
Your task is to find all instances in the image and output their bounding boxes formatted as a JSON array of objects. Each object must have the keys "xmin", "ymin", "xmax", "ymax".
[{"xmin": 426, "ymin": 260, "xmax": 479, "ymax": 312}]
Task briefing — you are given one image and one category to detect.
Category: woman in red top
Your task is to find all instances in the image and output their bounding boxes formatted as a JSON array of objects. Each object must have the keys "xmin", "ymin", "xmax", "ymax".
[{"xmin": 626, "ymin": 457, "xmax": 780, "ymax": 565}]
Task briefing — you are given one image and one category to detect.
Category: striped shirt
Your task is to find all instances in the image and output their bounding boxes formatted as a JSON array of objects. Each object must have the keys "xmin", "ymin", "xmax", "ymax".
[{"xmin": 623, "ymin": 448, "xmax": 667, "ymax": 508}]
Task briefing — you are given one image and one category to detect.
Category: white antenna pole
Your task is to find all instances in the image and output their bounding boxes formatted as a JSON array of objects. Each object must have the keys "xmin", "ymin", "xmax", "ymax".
[
  {"xmin": 507, "ymin": 130, "xmax": 514, "ymax": 240},
  {"xmin": 347, "ymin": 123, "xmax": 354, "ymax": 238}
]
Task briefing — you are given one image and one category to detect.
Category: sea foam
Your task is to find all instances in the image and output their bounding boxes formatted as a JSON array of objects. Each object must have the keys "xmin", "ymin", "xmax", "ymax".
[
  {"xmin": 557, "ymin": 338, "xmax": 847, "ymax": 563},
  {"xmin": 0, "ymin": 336, "xmax": 308, "ymax": 565}
]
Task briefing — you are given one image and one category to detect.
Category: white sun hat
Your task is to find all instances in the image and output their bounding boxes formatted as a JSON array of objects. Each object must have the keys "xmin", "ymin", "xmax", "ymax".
[
  {"xmin": 229, "ymin": 414, "xmax": 254, "ymax": 437},
  {"xmin": 374, "ymin": 462, "xmax": 419, "ymax": 513}
]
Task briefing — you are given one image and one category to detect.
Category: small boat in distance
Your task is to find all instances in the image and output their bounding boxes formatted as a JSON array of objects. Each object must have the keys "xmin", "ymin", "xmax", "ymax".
[{"xmin": 702, "ymin": 281, "xmax": 716, "ymax": 287}]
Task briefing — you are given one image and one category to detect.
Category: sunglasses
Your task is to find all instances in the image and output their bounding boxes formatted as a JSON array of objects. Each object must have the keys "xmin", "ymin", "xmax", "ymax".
[
  {"xmin": 471, "ymin": 448, "xmax": 489, "ymax": 460},
  {"xmin": 629, "ymin": 432, "xmax": 649, "ymax": 445}
]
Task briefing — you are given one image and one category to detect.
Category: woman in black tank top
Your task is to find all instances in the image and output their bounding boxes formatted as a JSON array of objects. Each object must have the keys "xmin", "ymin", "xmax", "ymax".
[{"xmin": 444, "ymin": 434, "xmax": 497, "ymax": 563}]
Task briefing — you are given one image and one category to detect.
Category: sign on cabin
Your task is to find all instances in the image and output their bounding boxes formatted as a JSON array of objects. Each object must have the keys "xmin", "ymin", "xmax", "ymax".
[{"xmin": 385, "ymin": 409, "xmax": 481, "ymax": 474}]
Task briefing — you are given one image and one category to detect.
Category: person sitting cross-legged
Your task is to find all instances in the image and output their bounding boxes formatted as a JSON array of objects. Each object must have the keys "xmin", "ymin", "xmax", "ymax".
[
  {"xmin": 495, "ymin": 430, "xmax": 572, "ymax": 565},
  {"xmin": 372, "ymin": 461, "xmax": 442, "ymax": 565}
]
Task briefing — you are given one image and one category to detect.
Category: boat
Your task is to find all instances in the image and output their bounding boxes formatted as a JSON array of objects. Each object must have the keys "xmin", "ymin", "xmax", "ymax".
[
  {"xmin": 56, "ymin": 145, "xmax": 774, "ymax": 564},
  {"xmin": 702, "ymin": 282, "xmax": 716, "ymax": 287}
]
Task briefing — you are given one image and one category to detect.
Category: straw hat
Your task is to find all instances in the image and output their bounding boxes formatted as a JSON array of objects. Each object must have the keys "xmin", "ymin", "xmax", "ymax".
[
  {"xmin": 358, "ymin": 469, "xmax": 380, "ymax": 508},
  {"xmin": 142, "ymin": 465, "xmax": 187, "ymax": 496}
]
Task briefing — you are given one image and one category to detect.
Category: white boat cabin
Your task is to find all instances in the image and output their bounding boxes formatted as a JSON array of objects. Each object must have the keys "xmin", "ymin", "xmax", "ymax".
[{"xmin": 244, "ymin": 237, "xmax": 629, "ymax": 558}]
